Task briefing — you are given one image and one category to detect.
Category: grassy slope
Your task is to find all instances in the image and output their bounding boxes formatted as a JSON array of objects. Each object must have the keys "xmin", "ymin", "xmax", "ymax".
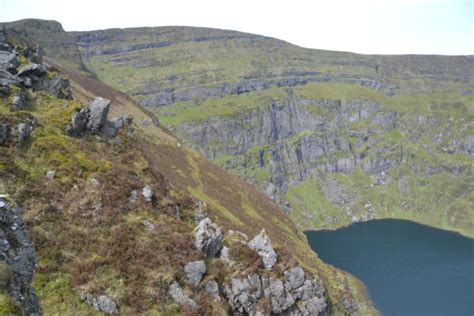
[{"xmin": 0, "ymin": 52, "xmax": 376, "ymax": 314}]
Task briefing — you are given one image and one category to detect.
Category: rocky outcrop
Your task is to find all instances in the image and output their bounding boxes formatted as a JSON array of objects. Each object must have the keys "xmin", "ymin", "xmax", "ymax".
[
  {"xmin": 86, "ymin": 97, "xmax": 110, "ymax": 133},
  {"xmin": 66, "ymin": 97, "xmax": 132, "ymax": 138},
  {"xmin": 248, "ymin": 229, "xmax": 277, "ymax": 270},
  {"xmin": 0, "ymin": 195, "xmax": 42, "ymax": 315},
  {"xmin": 80, "ymin": 292, "xmax": 118, "ymax": 314},
  {"xmin": 224, "ymin": 268, "xmax": 326, "ymax": 315},
  {"xmin": 193, "ymin": 218, "xmax": 223, "ymax": 258}
]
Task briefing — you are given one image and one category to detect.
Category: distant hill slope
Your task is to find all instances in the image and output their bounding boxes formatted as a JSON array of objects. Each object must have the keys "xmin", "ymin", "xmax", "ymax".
[
  {"xmin": 4, "ymin": 19, "xmax": 472, "ymax": 238},
  {"xmin": 0, "ymin": 22, "xmax": 376, "ymax": 314}
]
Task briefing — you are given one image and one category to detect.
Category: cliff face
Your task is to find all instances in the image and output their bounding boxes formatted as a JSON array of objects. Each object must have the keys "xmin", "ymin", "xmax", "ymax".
[{"xmin": 53, "ymin": 24, "xmax": 473, "ymax": 237}]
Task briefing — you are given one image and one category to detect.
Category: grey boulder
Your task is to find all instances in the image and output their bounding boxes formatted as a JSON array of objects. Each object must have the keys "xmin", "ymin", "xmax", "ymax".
[
  {"xmin": 247, "ymin": 229, "xmax": 277, "ymax": 270},
  {"xmin": 87, "ymin": 97, "xmax": 110, "ymax": 133},
  {"xmin": 184, "ymin": 260, "xmax": 206, "ymax": 285}
]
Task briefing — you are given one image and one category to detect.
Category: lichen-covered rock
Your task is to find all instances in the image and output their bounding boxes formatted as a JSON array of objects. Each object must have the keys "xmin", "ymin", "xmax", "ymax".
[
  {"xmin": 168, "ymin": 281, "xmax": 197, "ymax": 310},
  {"xmin": 80, "ymin": 292, "xmax": 118, "ymax": 314},
  {"xmin": 0, "ymin": 196, "xmax": 42, "ymax": 315},
  {"xmin": 17, "ymin": 63, "xmax": 46, "ymax": 77},
  {"xmin": 194, "ymin": 218, "xmax": 223, "ymax": 257},
  {"xmin": 184, "ymin": 260, "xmax": 206, "ymax": 285},
  {"xmin": 86, "ymin": 97, "xmax": 110, "ymax": 133},
  {"xmin": 66, "ymin": 108, "xmax": 89, "ymax": 136},
  {"xmin": 248, "ymin": 229, "xmax": 277, "ymax": 270}
]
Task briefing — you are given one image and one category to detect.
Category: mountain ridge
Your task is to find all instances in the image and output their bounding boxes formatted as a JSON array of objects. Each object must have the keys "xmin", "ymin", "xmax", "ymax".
[{"xmin": 0, "ymin": 22, "xmax": 378, "ymax": 314}]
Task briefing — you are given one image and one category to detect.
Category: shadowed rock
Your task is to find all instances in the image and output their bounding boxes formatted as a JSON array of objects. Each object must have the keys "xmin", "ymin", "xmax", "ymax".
[{"xmin": 194, "ymin": 218, "xmax": 223, "ymax": 258}]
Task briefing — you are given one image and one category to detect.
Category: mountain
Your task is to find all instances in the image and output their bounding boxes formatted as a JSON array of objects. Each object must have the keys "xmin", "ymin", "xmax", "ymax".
[
  {"xmin": 0, "ymin": 20, "xmax": 377, "ymax": 314},
  {"xmin": 5, "ymin": 19, "xmax": 471, "ymax": 237}
]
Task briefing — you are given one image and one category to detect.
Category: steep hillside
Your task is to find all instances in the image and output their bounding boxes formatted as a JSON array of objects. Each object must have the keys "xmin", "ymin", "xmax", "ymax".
[
  {"xmin": 0, "ymin": 24, "xmax": 376, "ymax": 314},
  {"xmin": 9, "ymin": 20, "xmax": 471, "ymax": 237}
]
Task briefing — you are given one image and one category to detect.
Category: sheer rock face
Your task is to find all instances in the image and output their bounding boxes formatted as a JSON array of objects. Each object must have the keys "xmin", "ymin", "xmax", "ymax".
[
  {"xmin": 193, "ymin": 218, "xmax": 223, "ymax": 258},
  {"xmin": 248, "ymin": 229, "xmax": 277, "ymax": 270},
  {"xmin": 0, "ymin": 196, "xmax": 42, "ymax": 315}
]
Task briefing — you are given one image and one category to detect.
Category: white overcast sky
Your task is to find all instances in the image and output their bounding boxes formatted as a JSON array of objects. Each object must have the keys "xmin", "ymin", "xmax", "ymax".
[{"xmin": 0, "ymin": 0, "xmax": 473, "ymax": 55}]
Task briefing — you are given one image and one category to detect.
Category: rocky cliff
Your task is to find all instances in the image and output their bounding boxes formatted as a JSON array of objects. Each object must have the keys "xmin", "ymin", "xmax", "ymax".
[
  {"xmin": 13, "ymin": 21, "xmax": 471, "ymax": 237},
  {"xmin": 0, "ymin": 23, "xmax": 377, "ymax": 314}
]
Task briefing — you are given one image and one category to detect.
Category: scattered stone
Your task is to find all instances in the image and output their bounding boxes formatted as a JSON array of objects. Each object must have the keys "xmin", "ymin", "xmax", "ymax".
[
  {"xmin": 205, "ymin": 281, "xmax": 221, "ymax": 301},
  {"xmin": 194, "ymin": 218, "xmax": 223, "ymax": 258},
  {"xmin": 247, "ymin": 229, "xmax": 277, "ymax": 270},
  {"xmin": 17, "ymin": 63, "xmax": 46, "ymax": 77},
  {"xmin": 86, "ymin": 178, "xmax": 100, "ymax": 188},
  {"xmin": 87, "ymin": 97, "xmax": 110, "ymax": 133},
  {"xmin": 142, "ymin": 220, "xmax": 155, "ymax": 231},
  {"xmin": 11, "ymin": 91, "xmax": 26, "ymax": 110},
  {"xmin": 46, "ymin": 171, "xmax": 55, "ymax": 179},
  {"xmin": 80, "ymin": 292, "xmax": 118, "ymax": 315},
  {"xmin": 141, "ymin": 185, "xmax": 154, "ymax": 202},
  {"xmin": 168, "ymin": 281, "xmax": 197, "ymax": 310},
  {"xmin": 184, "ymin": 260, "xmax": 207, "ymax": 286}
]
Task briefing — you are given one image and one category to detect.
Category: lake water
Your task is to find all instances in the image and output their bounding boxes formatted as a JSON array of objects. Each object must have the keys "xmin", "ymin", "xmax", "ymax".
[{"xmin": 305, "ymin": 219, "xmax": 474, "ymax": 316}]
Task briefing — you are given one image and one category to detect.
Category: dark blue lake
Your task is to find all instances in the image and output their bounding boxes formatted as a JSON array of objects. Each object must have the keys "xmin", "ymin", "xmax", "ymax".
[{"xmin": 306, "ymin": 219, "xmax": 474, "ymax": 316}]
